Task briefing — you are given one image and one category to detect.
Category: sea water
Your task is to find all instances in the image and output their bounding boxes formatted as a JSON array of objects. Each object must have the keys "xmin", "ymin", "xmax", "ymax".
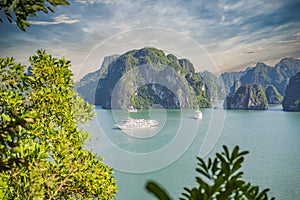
[{"xmin": 85, "ymin": 105, "xmax": 300, "ymax": 199}]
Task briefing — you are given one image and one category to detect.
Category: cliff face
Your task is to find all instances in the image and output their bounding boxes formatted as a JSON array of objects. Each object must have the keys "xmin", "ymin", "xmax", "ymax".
[
  {"xmin": 75, "ymin": 55, "xmax": 119, "ymax": 104},
  {"xmin": 240, "ymin": 63, "xmax": 274, "ymax": 88},
  {"xmin": 220, "ymin": 71, "xmax": 244, "ymax": 95},
  {"xmin": 266, "ymin": 85, "xmax": 283, "ymax": 104},
  {"xmin": 223, "ymin": 84, "xmax": 268, "ymax": 110},
  {"xmin": 282, "ymin": 72, "xmax": 300, "ymax": 111},
  {"xmin": 200, "ymin": 71, "xmax": 225, "ymax": 102},
  {"xmin": 76, "ymin": 47, "xmax": 211, "ymax": 109},
  {"xmin": 229, "ymin": 80, "xmax": 242, "ymax": 95}
]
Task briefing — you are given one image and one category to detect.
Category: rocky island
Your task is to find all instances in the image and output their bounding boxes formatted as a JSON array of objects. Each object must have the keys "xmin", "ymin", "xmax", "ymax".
[
  {"xmin": 282, "ymin": 72, "xmax": 300, "ymax": 111},
  {"xmin": 75, "ymin": 47, "xmax": 300, "ymax": 111},
  {"xmin": 266, "ymin": 85, "xmax": 283, "ymax": 104},
  {"xmin": 76, "ymin": 47, "xmax": 211, "ymax": 109},
  {"xmin": 223, "ymin": 84, "xmax": 268, "ymax": 110}
]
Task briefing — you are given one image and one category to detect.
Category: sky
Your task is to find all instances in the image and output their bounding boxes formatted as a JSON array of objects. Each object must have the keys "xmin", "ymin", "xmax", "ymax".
[{"xmin": 1, "ymin": 0, "xmax": 300, "ymax": 81}]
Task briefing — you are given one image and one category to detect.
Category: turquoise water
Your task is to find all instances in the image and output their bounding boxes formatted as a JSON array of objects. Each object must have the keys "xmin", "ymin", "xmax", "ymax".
[{"xmin": 85, "ymin": 105, "xmax": 300, "ymax": 199}]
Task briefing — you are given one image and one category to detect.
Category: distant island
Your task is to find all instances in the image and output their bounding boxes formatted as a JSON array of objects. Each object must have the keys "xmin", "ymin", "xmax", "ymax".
[
  {"xmin": 223, "ymin": 84, "xmax": 268, "ymax": 110},
  {"xmin": 282, "ymin": 72, "xmax": 300, "ymax": 111},
  {"xmin": 201, "ymin": 58, "xmax": 300, "ymax": 111},
  {"xmin": 75, "ymin": 47, "xmax": 300, "ymax": 111},
  {"xmin": 202, "ymin": 58, "xmax": 300, "ymax": 99}
]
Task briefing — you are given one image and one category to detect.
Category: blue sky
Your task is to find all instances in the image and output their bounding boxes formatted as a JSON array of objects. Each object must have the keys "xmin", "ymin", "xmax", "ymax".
[{"xmin": 1, "ymin": 0, "xmax": 300, "ymax": 80}]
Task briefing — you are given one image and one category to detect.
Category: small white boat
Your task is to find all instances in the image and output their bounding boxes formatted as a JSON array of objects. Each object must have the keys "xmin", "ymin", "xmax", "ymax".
[
  {"xmin": 128, "ymin": 106, "xmax": 137, "ymax": 113},
  {"xmin": 194, "ymin": 109, "xmax": 203, "ymax": 119},
  {"xmin": 115, "ymin": 117, "xmax": 159, "ymax": 130}
]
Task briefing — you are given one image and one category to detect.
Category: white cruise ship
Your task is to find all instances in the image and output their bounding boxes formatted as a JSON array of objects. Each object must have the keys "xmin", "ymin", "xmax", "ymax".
[
  {"xmin": 194, "ymin": 109, "xmax": 203, "ymax": 119},
  {"xmin": 128, "ymin": 106, "xmax": 137, "ymax": 113},
  {"xmin": 115, "ymin": 117, "xmax": 159, "ymax": 130}
]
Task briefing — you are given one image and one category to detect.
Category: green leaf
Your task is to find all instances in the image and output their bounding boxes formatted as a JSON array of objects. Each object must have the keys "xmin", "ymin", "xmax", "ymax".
[
  {"xmin": 146, "ymin": 181, "xmax": 172, "ymax": 200},
  {"xmin": 197, "ymin": 157, "xmax": 209, "ymax": 173},
  {"xmin": 222, "ymin": 145, "xmax": 230, "ymax": 161},
  {"xmin": 231, "ymin": 157, "xmax": 244, "ymax": 174},
  {"xmin": 230, "ymin": 145, "xmax": 240, "ymax": 163},
  {"xmin": 237, "ymin": 150, "xmax": 249, "ymax": 158},
  {"xmin": 47, "ymin": 6, "xmax": 55, "ymax": 13},
  {"xmin": 1, "ymin": 113, "xmax": 11, "ymax": 123},
  {"xmin": 216, "ymin": 153, "xmax": 226, "ymax": 165},
  {"xmin": 196, "ymin": 168, "xmax": 211, "ymax": 180},
  {"xmin": 257, "ymin": 188, "xmax": 270, "ymax": 199},
  {"xmin": 212, "ymin": 158, "xmax": 219, "ymax": 174},
  {"xmin": 212, "ymin": 175, "xmax": 225, "ymax": 193}
]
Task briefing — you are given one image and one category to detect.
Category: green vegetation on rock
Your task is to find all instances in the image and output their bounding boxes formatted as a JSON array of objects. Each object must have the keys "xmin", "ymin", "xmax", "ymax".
[
  {"xmin": 74, "ymin": 55, "xmax": 119, "ymax": 104},
  {"xmin": 218, "ymin": 58, "xmax": 300, "ymax": 97},
  {"xmin": 221, "ymin": 71, "xmax": 244, "ymax": 95},
  {"xmin": 266, "ymin": 85, "xmax": 283, "ymax": 104},
  {"xmin": 239, "ymin": 59, "xmax": 300, "ymax": 96},
  {"xmin": 224, "ymin": 84, "xmax": 268, "ymax": 110},
  {"xmin": 77, "ymin": 47, "xmax": 211, "ymax": 109},
  {"xmin": 200, "ymin": 71, "xmax": 226, "ymax": 102}
]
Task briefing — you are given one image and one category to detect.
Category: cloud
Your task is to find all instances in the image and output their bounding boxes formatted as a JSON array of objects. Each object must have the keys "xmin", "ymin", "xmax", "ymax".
[
  {"xmin": 29, "ymin": 14, "xmax": 79, "ymax": 25},
  {"xmin": 78, "ymin": 0, "xmax": 209, "ymax": 41},
  {"xmin": 294, "ymin": 32, "xmax": 300, "ymax": 38},
  {"xmin": 277, "ymin": 40, "xmax": 299, "ymax": 44},
  {"xmin": 1, "ymin": 0, "xmax": 300, "ymax": 79}
]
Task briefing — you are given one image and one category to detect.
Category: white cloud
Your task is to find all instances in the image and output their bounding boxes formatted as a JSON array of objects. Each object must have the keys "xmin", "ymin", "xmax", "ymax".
[
  {"xmin": 2, "ymin": 0, "xmax": 300, "ymax": 79},
  {"xmin": 294, "ymin": 32, "xmax": 300, "ymax": 38},
  {"xmin": 222, "ymin": 0, "xmax": 282, "ymax": 16},
  {"xmin": 221, "ymin": 15, "xmax": 226, "ymax": 23},
  {"xmin": 277, "ymin": 40, "xmax": 298, "ymax": 44},
  {"xmin": 29, "ymin": 14, "xmax": 79, "ymax": 25},
  {"xmin": 79, "ymin": 0, "xmax": 207, "ymax": 40}
]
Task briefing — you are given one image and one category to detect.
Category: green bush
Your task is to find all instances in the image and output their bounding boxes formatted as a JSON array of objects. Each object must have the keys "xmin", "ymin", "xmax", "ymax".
[{"xmin": 0, "ymin": 50, "xmax": 117, "ymax": 199}]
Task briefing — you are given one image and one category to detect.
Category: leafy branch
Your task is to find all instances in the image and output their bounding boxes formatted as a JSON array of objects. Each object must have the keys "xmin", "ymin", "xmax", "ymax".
[
  {"xmin": 0, "ymin": 0, "xmax": 69, "ymax": 31},
  {"xmin": 146, "ymin": 145, "xmax": 275, "ymax": 200}
]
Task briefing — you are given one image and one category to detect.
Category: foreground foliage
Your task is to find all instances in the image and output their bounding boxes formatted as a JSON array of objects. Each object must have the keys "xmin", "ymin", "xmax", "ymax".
[
  {"xmin": 146, "ymin": 145, "xmax": 274, "ymax": 200},
  {"xmin": 0, "ymin": 0, "xmax": 69, "ymax": 31},
  {"xmin": 0, "ymin": 50, "xmax": 117, "ymax": 199}
]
